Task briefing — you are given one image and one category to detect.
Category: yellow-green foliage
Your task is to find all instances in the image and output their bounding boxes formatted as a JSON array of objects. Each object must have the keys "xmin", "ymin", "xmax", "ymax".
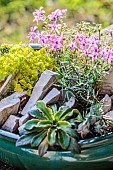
[{"xmin": 0, "ymin": 44, "xmax": 56, "ymax": 95}]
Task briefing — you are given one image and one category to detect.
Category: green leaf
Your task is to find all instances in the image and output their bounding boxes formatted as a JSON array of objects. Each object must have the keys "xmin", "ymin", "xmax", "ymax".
[
  {"xmin": 73, "ymin": 109, "xmax": 80, "ymax": 116},
  {"xmin": 36, "ymin": 101, "xmax": 54, "ymax": 120},
  {"xmin": 24, "ymin": 119, "xmax": 39, "ymax": 130},
  {"xmin": 37, "ymin": 120, "xmax": 52, "ymax": 128},
  {"xmin": 60, "ymin": 108, "xmax": 73, "ymax": 120},
  {"xmin": 19, "ymin": 126, "xmax": 42, "ymax": 135},
  {"xmin": 38, "ymin": 136, "xmax": 49, "ymax": 157},
  {"xmin": 50, "ymin": 104, "xmax": 57, "ymax": 115},
  {"xmin": 67, "ymin": 128, "xmax": 79, "ymax": 139},
  {"xmin": 47, "ymin": 127, "xmax": 56, "ymax": 146},
  {"xmin": 29, "ymin": 109, "xmax": 46, "ymax": 120},
  {"xmin": 31, "ymin": 131, "xmax": 47, "ymax": 147},
  {"xmin": 54, "ymin": 110, "xmax": 62, "ymax": 121},
  {"xmin": 58, "ymin": 129, "xmax": 70, "ymax": 149},
  {"xmin": 68, "ymin": 137, "xmax": 81, "ymax": 154},
  {"xmin": 57, "ymin": 121, "xmax": 71, "ymax": 131},
  {"xmin": 16, "ymin": 133, "xmax": 36, "ymax": 146}
]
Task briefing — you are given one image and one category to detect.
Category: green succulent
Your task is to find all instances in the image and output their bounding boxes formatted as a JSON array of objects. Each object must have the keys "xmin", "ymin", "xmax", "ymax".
[{"xmin": 16, "ymin": 101, "xmax": 80, "ymax": 157}]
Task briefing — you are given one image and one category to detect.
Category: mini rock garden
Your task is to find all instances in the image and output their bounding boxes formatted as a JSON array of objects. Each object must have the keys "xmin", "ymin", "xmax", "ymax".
[{"xmin": 0, "ymin": 7, "xmax": 113, "ymax": 170}]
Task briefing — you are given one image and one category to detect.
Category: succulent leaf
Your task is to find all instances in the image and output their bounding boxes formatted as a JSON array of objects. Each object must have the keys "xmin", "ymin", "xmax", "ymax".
[
  {"xmin": 54, "ymin": 110, "xmax": 62, "ymax": 121},
  {"xmin": 16, "ymin": 133, "xmax": 37, "ymax": 146},
  {"xmin": 47, "ymin": 127, "xmax": 56, "ymax": 146},
  {"xmin": 67, "ymin": 129, "xmax": 79, "ymax": 139},
  {"xmin": 37, "ymin": 120, "xmax": 52, "ymax": 128},
  {"xmin": 31, "ymin": 131, "xmax": 47, "ymax": 147},
  {"xmin": 59, "ymin": 108, "xmax": 73, "ymax": 120},
  {"xmin": 68, "ymin": 137, "xmax": 81, "ymax": 154},
  {"xmin": 57, "ymin": 121, "xmax": 71, "ymax": 131},
  {"xmin": 38, "ymin": 136, "xmax": 49, "ymax": 157},
  {"xmin": 24, "ymin": 119, "xmax": 39, "ymax": 130},
  {"xmin": 58, "ymin": 129, "xmax": 70, "ymax": 149},
  {"xmin": 29, "ymin": 109, "xmax": 46, "ymax": 120},
  {"xmin": 19, "ymin": 126, "xmax": 42, "ymax": 135},
  {"xmin": 36, "ymin": 101, "xmax": 54, "ymax": 120},
  {"xmin": 50, "ymin": 104, "xmax": 57, "ymax": 115}
]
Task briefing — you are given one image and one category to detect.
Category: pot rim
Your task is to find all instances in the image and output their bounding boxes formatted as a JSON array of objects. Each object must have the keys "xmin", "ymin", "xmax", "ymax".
[{"xmin": 0, "ymin": 129, "xmax": 113, "ymax": 149}]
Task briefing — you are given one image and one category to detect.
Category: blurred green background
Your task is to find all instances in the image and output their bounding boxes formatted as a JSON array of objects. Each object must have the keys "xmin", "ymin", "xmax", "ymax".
[{"xmin": 0, "ymin": 0, "xmax": 113, "ymax": 44}]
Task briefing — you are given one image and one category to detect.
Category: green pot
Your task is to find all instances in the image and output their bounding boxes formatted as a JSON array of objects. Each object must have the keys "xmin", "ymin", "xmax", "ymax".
[{"xmin": 0, "ymin": 129, "xmax": 113, "ymax": 170}]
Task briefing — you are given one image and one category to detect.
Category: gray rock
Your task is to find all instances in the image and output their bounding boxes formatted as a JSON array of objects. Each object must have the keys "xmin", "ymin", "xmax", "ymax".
[
  {"xmin": 21, "ymin": 70, "xmax": 57, "ymax": 115},
  {"xmin": 103, "ymin": 110, "xmax": 113, "ymax": 121},
  {"xmin": 19, "ymin": 113, "xmax": 30, "ymax": 126},
  {"xmin": 0, "ymin": 74, "xmax": 15, "ymax": 100},
  {"xmin": 0, "ymin": 98, "xmax": 20, "ymax": 126},
  {"xmin": 43, "ymin": 88, "xmax": 60, "ymax": 104},
  {"xmin": 65, "ymin": 97, "xmax": 75, "ymax": 108},
  {"xmin": 77, "ymin": 121, "xmax": 90, "ymax": 138},
  {"xmin": 1, "ymin": 115, "xmax": 19, "ymax": 132},
  {"xmin": 100, "ymin": 69, "xmax": 113, "ymax": 94},
  {"xmin": 100, "ymin": 94, "xmax": 112, "ymax": 114}
]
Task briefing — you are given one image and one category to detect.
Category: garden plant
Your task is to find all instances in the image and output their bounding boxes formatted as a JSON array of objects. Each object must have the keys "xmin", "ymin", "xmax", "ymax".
[{"xmin": 0, "ymin": 7, "xmax": 113, "ymax": 157}]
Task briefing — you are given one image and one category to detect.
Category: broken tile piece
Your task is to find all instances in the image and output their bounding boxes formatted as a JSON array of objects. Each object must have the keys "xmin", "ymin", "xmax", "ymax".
[
  {"xmin": 104, "ymin": 110, "xmax": 113, "ymax": 121},
  {"xmin": 0, "ymin": 74, "xmax": 15, "ymax": 100},
  {"xmin": 43, "ymin": 88, "xmax": 60, "ymax": 104},
  {"xmin": 100, "ymin": 69, "xmax": 113, "ymax": 94},
  {"xmin": 1, "ymin": 115, "xmax": 19, "ymax": 133},
  {"xmin": 21, "ymin": 70, "xmax": 57, "ymax": 115},
  {"xmin": 100, "ymin": 94, "xmax": 112, "ymax": 114},
  {"xmin": 0, "ymin": 98, "xmax": 20, "ymax": 127},
  {"xmin": 19, "ymin": 113, "xmax": 30, "ymax": 126},
  {"xmin": 65, "ymin": 97, "xmax": 75, "ymax": 108}
]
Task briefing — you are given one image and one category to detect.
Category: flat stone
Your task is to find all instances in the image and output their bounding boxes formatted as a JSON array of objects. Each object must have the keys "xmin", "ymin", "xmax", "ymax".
[
  {"xmin": 43, "ymin": 88, "xmax": 60, "ymax": 104},
  {"xmin": 19, "ymin": 113, "xmax": 30, "ymax": 126},
  {"xmin": 1, "ymin": 115, "xmax": 19, "ymax": 133},
  {"xmin": 100, "ymin": 94, "xmax": 112, "ymax": 114},
  {"xmin": 99, "ymin": 69, "xmax": 113, "ymax": 94},
  {"xmin": 103, "ymin": 110, "xmax": 113, "ymax": 121},
  {"xmin": 77, "ymin": 121, "xmax": 90, "ymax": 138},
  {"xmin": 9, "ymin": 91, "xmax": 27, "ymax": 100},
  {"xmin": 65, "ymin": 97, "xmax": 75, "ymax": 108},
  {"xmin": 0, "ymin": 74, "xmax": 15, "ymax": 100},
  {"xmin": 18, "ymin": 124, "xmax": 25, "ymax": 135},
  {"xmin": 21, "ymin": 70, "xmax": 57, "ymax": 115},
  {"xmin": 0, "ymin": 98, "xmax": 20, "ymax": 127}
]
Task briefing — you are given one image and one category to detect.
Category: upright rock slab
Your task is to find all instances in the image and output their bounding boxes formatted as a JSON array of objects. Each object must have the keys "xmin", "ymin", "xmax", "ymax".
[
  {"xmin": 19, "ymin": 113, "xmax": 30, "ymax": 126},
  {"xmin": 0, "ymin": 74, "xmax": 15, "ymax": 100},
  {"xmin": 43, "ymin": 88, "xmax": 60, "ymax": 104},
  {"xmin": 21, "ymin": 70, "xmax": 57, "ymax": 115},
  {"xmin": 65, "ymin": 97, "xmax": 76, "ymax": 108},
  {"xmin": 100, "ymin": 94, "xmax": 112, "ymax": 114},
  {"xmin": 2, "ymin": 115, "xmax": 19, "ymax": 133},
  {"xmin": 0, "ymin": 98, "xmax": 20, "ymax": 126},
  {"xmin": 100, "ymin": 69, "xmax": 113, "ymax": 94}
]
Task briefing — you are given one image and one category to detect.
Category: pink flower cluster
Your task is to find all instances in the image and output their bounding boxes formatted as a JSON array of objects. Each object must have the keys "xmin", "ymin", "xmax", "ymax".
[
  {"xmin": 33, "ymin": 7, "xmax": 46, "ymax": 23},
  {"xmin": 48, "ymin": 9, "xmax": 67, "ymax": 21},
  {"xmin": 28, "ymin": 7, "xmax": 113, "ymax": 63}
]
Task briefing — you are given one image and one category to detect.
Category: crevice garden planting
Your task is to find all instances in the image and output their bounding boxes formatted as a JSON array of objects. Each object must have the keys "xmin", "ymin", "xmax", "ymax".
[{"xmin": 0, "ymin": 6, "xmax": 113, "ymax": 166}]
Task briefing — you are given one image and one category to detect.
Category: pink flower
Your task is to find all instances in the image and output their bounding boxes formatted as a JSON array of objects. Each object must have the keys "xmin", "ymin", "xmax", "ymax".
[
  {"xmin": 49, "ymin": 35, "xmax": 63, "ymax": 53},
  {"xmin": 48, "ymin": 9, "xmax": 67, "ymax": 21},
  {"xmin": 33, "ymin": 7, "xmax": 45, "ymax": 23},
  {"xmin": 69, "ymin": 40, "xmax": 78, "ymax": 52},
  {"xmin": 48, "ymin": 21, "xmax": 61, "ymax": 33},
  {"xmin": 37, "ymin": 31, "xmax": 48, "ymax": 45},
  {"xmin": 27, "ymin": 26, "xmax": 37, "ymax": 43}
]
